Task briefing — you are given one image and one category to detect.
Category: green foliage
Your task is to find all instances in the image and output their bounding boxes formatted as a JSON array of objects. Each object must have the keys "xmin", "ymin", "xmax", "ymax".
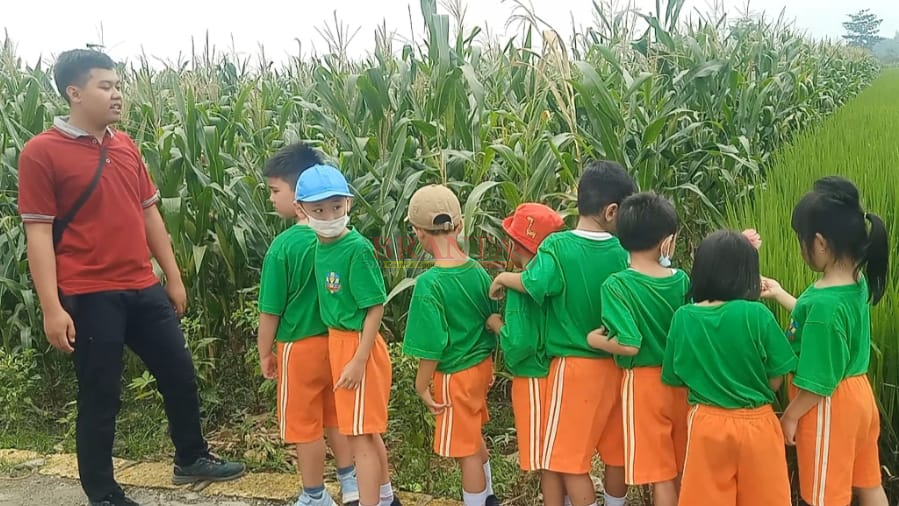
[
  {"xmin": 842, "ymin": 9, "xmax": 885, "ymax": 50},
  {"xmin": 0, "ymin": 347, "xmax": 45, "ymax": 430},
  {"xmin": 0, "ymin": 0, "xmax": 887, "ymax": 502},
  {"xmin": 731, "ymin": 68, "xmax": 899, "ymax": 500}
]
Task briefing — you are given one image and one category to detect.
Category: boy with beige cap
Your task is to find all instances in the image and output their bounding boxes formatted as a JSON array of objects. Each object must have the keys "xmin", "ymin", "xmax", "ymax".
[{"xmin": 402, "ymin": 184, "xmax": 500, "ymax": 506}]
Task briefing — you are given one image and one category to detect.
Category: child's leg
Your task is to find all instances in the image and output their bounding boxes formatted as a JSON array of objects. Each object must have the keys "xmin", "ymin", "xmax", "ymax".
[
  {"xmin": 296, "ymin": 439, "xmax": 328, "ymax": 489},
  {"xmin": 602, "ymin": 466, "xmax": 626, "ymax": 499},
  {"xmin": 326, "ymin": 427, "xmax": 358, "ymax": 505},
  {"xmin": 457, "ymin": 453, "xmax": 488, "ymax": 496},
  {"xmin": 349, "ymin": 434, "xmax": 382, "ymax": 506},
  {"xmin": 651, "ymin": 481, "xmax": 677, "ymax": 506},
  {"xmin": 855, "ymin": 487, "xmax": 889, "ymax": 506},
  {"xmin": 478, "ymin": 438, "xmax": 494, "ymax": 497},
  {"xmin": 540, "ymin": 471, "xmax": 565, "ymax": 506},
  {"xmin": 373, "ymin": 434, "xmax": 396, "ymax": 506},
  {"xmin": 594, "ymin": 360, "xmax": 626, "ymax": 504},
  {"xmin": 561, "ymin": 473, "xmax": 595, "ymax": 506}
]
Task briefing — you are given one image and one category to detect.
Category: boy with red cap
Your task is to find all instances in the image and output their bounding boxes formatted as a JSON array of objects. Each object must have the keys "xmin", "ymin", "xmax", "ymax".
[
  {"xmin": 486, "ymin": 203, "xmax": 567, "ymax": 506},
  {"xmin": 402, "ymin": 184, "xmax": 499, "ymax": 506}
]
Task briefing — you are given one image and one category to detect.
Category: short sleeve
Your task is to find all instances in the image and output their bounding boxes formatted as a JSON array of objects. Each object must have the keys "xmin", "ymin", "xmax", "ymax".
[
  {"xmin": 793, "ymin": 306, "xmax": 850, "ymax": 396},
  {"xmin": 661, "ymin": 315, "xmax": 685, "ymax": 387},
  {"xmin": 349, "ymin": 242, "xmax": 387, "ymax": 309},
  {"xmin": 403, "ymin": 290, "xmax": 448, "ymax": 361},
  {"xmin": 601, "ymin": 279, "xmax": 642, "ymax": 349},
  {"xmin": 17, "ymin": 144, "xmax": 57, "ymax": 223},
  {"xmin": 258, "ymin": 247, "xmax": 288, "ymax": 316},
  {"xmin": 759, "ymin": 307, "xmax": 798, "ymax": 378},
  {"xmin": 521, "ymin": 241, "xmax": 564, "ymax": 304},
  {"xmin": 128, "ymin": 137, "xmax": 160, "ymax": 208}
]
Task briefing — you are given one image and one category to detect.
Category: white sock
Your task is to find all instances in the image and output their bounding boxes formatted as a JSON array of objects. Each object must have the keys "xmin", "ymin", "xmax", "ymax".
[
  {"xmin": 483, "ymin": 461, "xmax": 494, "ymax": 496},
  {"xmin": 603, "ymin": 492, "xmax": 625, "ymax": 506},
  {"xmin": 462, "ymin": 487, "xmax": 489, "ymax": 506},
  {"xmin": 563, "ymin": 496, "xmax": 572, "ymax": 506},
  {"xmin": 379, "ymin": 483, "xmax": 394, "ymax": 506}
]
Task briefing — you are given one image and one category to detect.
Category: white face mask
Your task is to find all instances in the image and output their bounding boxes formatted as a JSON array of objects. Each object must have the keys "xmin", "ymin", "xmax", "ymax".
[{"xmin": 308, "ymin": 215, "xmax": 349, "ymax": 238}]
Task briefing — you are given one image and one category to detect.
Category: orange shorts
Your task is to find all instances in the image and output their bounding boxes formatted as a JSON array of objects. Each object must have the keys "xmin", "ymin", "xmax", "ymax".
[
  {"xmin": 621, "ymin": 367, "xmax": 689, "ymax": 485},
  {"xmin": 433, "ymin": 357, "xmax": 493, "ymax": 458},
  {"xmin": 789, "ymin": 374, "xmax": 882, "ymax": 505},
  {"xmin": 328, "ymin": 328, "xmax": 392, "ymax": 436},
  {"xmin": 276, "ymin": 337, "xmax": 338, "ymax": 443},
  {"xmin": 542, "ymin": 357, "xmax": 624, "ymax": 474},
  {"xmin": 511, "ymin": 376, "xmax": 548, "ymax": 471},
  {"xmin": 679, "ymin": 404, "xmax": 791, "ymax": 506}
]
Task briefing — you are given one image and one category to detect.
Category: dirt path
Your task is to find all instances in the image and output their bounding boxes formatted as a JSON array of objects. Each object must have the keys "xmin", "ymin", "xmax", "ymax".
[{"xmin": 0, "ymin": 473, "xmax": 286, "ymax": 506}]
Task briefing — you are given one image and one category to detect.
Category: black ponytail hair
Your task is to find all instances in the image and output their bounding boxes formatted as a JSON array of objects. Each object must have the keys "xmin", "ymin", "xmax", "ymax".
[{"xmin": 791, "ymin": 176, "xmax": 890, "ymax": 305}]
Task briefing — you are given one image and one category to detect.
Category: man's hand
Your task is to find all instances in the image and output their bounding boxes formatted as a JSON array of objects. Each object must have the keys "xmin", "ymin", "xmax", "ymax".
[
  {"xmin": 335, "ymin": 358, "xmax": 365, "ymax": 390},
  {"xmin": 44, "ymin": 305, "xmax": 76, "ymax": 354},
  {"xmin": 165, "ymin": 279, "xmax": 188, "ymax": 317},
  {"xmin": 417, "ymin": 388, "xmax": 451, "ymax": 415},
  {"xmin": 260, "ymin": 353, "xmax": 278, "ymax": 380}
]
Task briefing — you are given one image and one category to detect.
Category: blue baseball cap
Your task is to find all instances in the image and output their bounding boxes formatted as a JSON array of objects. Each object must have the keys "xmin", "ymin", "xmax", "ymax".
[{"xmin": 295, "ymin": 164, "xmax": 354, "ymax": 202}]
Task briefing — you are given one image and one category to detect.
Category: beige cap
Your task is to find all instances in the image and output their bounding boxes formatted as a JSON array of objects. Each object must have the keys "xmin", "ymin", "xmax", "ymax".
[{"xmin": 407, "ymin": 184, "xmax": 462, "ymax": 231}]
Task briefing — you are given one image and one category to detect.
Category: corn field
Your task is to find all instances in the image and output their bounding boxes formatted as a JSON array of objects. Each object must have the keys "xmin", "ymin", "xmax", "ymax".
[{"xmin": 0, "ymin": 0, "xmax": 890, "ymax": 501}]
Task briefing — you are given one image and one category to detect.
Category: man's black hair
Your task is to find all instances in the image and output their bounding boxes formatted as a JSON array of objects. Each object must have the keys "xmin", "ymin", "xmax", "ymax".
[
  {"xmin": 577, "ymin": 160, "xmax": 637, "ymax": 216},
  {"xmin": 690, "ymin": 230, "xmax": 761, "ymax": 302},
  {"xmin": 263, "ymin": 142, "xmax": 325, "ymax": 190},
  {"xmin": 616, "ymin": 192, "xmax": 679, "ymax": 252},
  {"xmin": 53, "ymin": 49, "xmax": 116, "ymax": 104}
]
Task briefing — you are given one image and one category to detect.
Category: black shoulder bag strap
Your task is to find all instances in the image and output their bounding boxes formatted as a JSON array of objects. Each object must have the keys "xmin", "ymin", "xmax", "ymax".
[{"xmin": 53, "ymin": 146, "xmax": 109, "ymax": 247}]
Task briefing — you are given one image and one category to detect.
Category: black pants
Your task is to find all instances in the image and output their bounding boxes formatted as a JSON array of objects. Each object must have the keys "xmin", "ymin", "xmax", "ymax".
[{"xmin": 63, "ymin": 283, "xmax": 209, "ymax": 501}]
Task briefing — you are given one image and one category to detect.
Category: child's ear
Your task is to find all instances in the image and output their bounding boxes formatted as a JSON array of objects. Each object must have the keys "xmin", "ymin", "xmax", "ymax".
[
  {"xmin": 294, "ymin": 202, "xmax": 307, "ymax": 219},
  {"xmin": 603, "ymin": 203, "xmax": 619, "ymax": 223},
  {"xmin": 346, "ymin": 197, "xmax": 354, "ymax": 212}
]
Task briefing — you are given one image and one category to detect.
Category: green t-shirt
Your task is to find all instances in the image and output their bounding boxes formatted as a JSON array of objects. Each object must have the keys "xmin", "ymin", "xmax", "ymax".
[
  {"xmin": 661, "ymin": 300, "xmax": 798, "ymax": 409},
  {"xmin": 403, "ymin": 259, "xmax": 498, "ymax": 374},
  {"xmin": 788, "ymin": 278, "xmax": 871, "ymax": 397},
  {"xmin": 521, "ymin": 231, "xmax": 629, "ymax": 358},
  {"xmin": 601, "ymin": 268, "xmax": 690, "ymax": 369},
  {"xmin": 314, "ymin": 228, "xmax": 387, "ymax": 331},
  {"xmin": 258, "ymin": 224, "xmax": 328, "ymax": 342},
  {"xmin": 500, "ymin": 289, "xmax": 550, "ymax": 378}
]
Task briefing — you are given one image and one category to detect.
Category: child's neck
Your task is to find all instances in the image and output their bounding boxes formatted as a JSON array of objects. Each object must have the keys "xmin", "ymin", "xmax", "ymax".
[
  {"xmin": 295, "ymin": 217, "xmax": 309, "ymax": 226},
  {"xmin": 629, "ymin": 251, "xmax": 672, "ymax": 277},
  {"xmin": 576, "ymin": 216, "xmax": 608, "ymax": 233},
  {"xmin": 429, "ymin": 236, "xmax": 469, "ymax": 267},
  {"xmin": 818, "ymin": 261, "xmax": 858, "ymax": 288}
]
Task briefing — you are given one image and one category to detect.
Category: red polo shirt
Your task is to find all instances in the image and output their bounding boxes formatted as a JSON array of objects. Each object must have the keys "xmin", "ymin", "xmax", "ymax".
[{"xmin": 17, "ymin": 117, "xmax": 161, "ymax": 295}]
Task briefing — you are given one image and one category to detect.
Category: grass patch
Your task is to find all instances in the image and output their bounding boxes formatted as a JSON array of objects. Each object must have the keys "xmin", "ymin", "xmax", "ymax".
[{"xmin": 731, "ymin": 67, "xmax": 899, "ymax": 501}]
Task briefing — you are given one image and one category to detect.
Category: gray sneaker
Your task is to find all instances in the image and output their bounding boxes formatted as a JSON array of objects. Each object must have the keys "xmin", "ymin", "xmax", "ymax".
[{"xmin": 172, "ymin": 454, "xmax": 246, "ymax": 485}]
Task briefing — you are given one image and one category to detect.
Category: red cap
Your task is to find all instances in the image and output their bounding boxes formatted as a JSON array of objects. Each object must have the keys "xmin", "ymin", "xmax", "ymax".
[{"xmin": 502, "ymin": 203, "xmax": 565, "ymax": 255}]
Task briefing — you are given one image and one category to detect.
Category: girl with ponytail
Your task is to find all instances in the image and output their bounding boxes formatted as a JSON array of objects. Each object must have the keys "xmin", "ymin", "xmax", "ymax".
[{"xmin": 763, "ymin": 176, "xmax": 889, "ymax": 506}]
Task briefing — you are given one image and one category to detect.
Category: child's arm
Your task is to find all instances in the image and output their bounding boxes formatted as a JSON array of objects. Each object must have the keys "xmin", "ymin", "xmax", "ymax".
[
  {"xmin": 780, "ymin": 389, "xmax": 823, "ymax": 445},
  {"xmin": 587, "ymin": 328, "xmax": 639, "ymax": 356},
  {"xmin": 761, "ymin": 276, "xmax": 797, "ymax": 312},
  {"xmin": 489, "ymin": 272, "xmax": 525, "ymax": 300},
  {"xmin": 768, "ymin": 375, "xmax": 784, "ymax": 391},
  {"xmin": 415, "ymin": 359, "xmax": 449, "ymax": 414},
  {"xmin": 257, "ymin": 313, "xmax": 279, "ymax": 379},
  {"xmin": 336, "ymin": 304, "xmax": 384, "ymax": 390},
  {"xmin": 486, "ymin": 313, "xmax": 504, "ymax": 334}
]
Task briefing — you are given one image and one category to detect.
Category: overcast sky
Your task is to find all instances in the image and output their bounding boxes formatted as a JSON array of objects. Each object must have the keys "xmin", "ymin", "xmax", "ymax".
[{"xmin": 4, "ymin": 0, "xmax": 897, "ymax": 67}]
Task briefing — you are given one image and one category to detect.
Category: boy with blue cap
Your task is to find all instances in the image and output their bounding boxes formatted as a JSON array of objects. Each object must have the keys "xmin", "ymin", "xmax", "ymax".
[{"xmin": 295, "ymin": 164, "xmax": 399, "ymax": 506}]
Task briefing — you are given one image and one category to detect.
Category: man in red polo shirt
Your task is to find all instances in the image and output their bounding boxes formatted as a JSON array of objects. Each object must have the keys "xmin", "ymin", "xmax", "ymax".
[{"xmin": 17, "ymin": 49, "xmax": 245, "ymax": 506}]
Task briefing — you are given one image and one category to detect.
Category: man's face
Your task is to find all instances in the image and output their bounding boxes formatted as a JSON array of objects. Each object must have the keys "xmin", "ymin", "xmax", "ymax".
[{"xmin": 67, "ymin": 68, "xmax": 123, "ymax": 126}]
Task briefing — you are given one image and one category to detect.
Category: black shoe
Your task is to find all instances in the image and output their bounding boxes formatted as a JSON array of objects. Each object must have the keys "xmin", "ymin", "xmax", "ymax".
[
  {"xmin": 172, "ymin": 453, "xmax": 246, "ymax": 485},
  {"xmin": 390, "ymin": 498, "xmax": 403, "ymax": 506},
  {"xmin": 88, "ymin": 492, "xmax": 141, "ymax": 506},
  {"xmin": 485, "ymin": 495, "xmax": 501, "ymax": 506}
]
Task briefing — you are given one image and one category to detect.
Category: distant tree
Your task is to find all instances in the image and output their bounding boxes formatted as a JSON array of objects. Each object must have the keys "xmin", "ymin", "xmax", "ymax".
[
  {"xmin": 842, "ymin": 9, "xmax": 884, "ymax": 49},
  {"xmin": 873, "ymin": 32, "xmax": 899, "ymax": 64}
]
